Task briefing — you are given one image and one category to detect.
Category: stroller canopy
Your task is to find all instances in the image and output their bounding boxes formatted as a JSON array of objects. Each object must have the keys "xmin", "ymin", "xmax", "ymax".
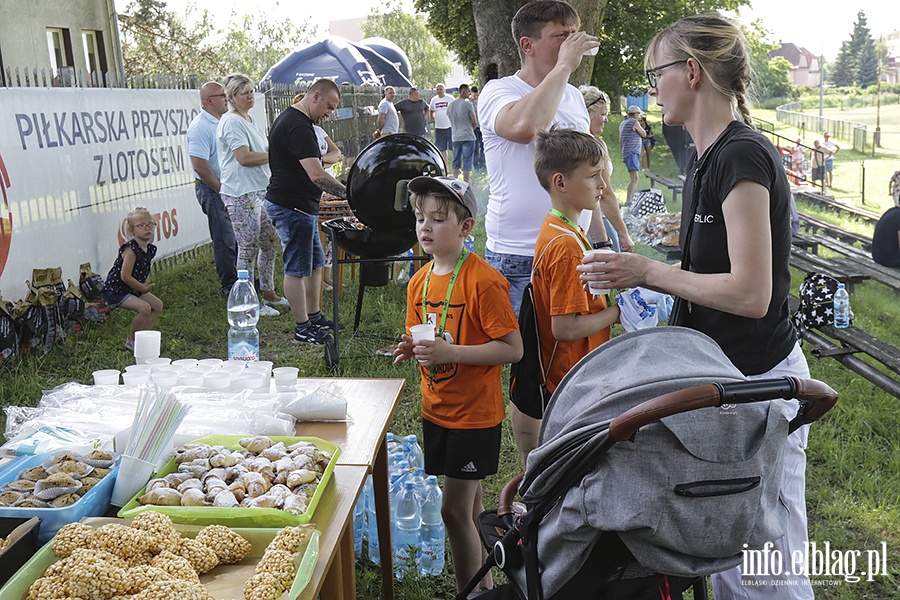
[{"xmin": 519, "ymin": 327, "xmax": 791, "ymax": 597}]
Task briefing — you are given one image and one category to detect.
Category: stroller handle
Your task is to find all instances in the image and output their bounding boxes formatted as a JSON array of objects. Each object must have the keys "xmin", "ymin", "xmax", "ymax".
[
  {"xmin": 609, "ymin": 376, "xmax": 837, "ymax": 441},
  {"xmin": 498, "ymin": 472, "xmax": 525, "ymax": 520}
]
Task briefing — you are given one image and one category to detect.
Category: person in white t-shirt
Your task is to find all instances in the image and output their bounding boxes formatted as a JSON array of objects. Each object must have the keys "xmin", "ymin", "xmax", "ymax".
[
  {"xmin": 374, "ymin": 86, "xmax": 399, "ymax": 139},
  {"xmin": 429, "ymin": 83, "xmax": 454, "ymax": 166},
  {"xmin": 479, "ymin": 0, "xmax": 606, "ymax": 465}
]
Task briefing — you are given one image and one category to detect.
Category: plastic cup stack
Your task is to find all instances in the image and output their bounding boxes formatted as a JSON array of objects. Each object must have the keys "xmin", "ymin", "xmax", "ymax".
[
  {"xmin": 133, "ymin": 330, "xmax": 161, "ymax": 365},
  {"xmin": 110, "ymin": 454, "xmax": 157, "ymax": 507},
  {"xmin": 273, "ymin": 366, "xmax": 299, "ymax": 390}
]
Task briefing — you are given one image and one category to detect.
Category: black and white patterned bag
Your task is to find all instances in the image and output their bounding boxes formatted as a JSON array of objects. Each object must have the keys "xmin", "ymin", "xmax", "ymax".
[
  {"xmin": 629, "ymin": 189, "xmax": 667, "ymax": 219},
  {"xmin": 794, "ymin": 272, "xmax": 842, "ymax": 329}
]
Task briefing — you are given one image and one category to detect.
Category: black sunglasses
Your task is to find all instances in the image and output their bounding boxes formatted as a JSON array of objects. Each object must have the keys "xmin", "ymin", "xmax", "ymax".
[{"xmin": 645, "ymin": 59, "xmax": 688, "ymax": 88}]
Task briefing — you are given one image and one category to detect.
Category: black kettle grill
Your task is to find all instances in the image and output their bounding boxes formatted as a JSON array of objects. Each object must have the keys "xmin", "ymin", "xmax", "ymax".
[{"xmin": 322, "ymin": 134, "xmax": 444, "ymax": 366}]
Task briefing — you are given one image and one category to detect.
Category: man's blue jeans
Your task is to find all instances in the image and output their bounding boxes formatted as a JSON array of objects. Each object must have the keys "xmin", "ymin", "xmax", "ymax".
[
  {"xmin": 195, "ymin": 181, "xmax": 237, "ymax": 294},
  {"xmin": 485, "ymin": 248, "xmax": 533, "ymax": 313}
]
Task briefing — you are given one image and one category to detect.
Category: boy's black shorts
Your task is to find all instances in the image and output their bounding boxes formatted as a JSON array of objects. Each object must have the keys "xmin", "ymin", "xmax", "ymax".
[{"xmin": 422, "ymin": 418, "xmax": 501, "ymax": 480}]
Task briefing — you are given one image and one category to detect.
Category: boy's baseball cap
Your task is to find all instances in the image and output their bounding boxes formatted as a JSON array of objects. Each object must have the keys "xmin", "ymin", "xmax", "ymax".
[{"xmin": 408, "ymin": 176, "xmax": 478, "ymax": 219}]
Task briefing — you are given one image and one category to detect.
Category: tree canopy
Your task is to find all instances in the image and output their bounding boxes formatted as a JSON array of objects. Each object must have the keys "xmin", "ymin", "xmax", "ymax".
[
  {"xmin": 361, "ymin": 1, "xmax": 452, "ymax": 88},
  {"xmin": 118, "ymin": 0, "xmax": 314, "ymax": 82},
  {"xmin": 829, "ymin": 11, "xmax": 879, "ymax": 88}
]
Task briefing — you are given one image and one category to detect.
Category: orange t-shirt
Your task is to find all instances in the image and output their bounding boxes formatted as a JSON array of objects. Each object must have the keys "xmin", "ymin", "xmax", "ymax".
[
  {"xmin": 405, "ymin": 252, "xmax": 519, "ymax": 429},
  {"xmin": 532, "ymin": 214, "xmax": 610, "ymax": 393}
]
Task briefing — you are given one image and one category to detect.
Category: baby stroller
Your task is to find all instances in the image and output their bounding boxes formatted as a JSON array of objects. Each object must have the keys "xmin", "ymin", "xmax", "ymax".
[{"xmin": 459, "ymin": 327, "xmax": 837, "ymax": 600}]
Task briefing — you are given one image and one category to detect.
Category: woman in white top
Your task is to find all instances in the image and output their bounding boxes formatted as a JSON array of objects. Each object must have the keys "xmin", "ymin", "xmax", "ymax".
[
  {"xmin": 217, "ymin": 73, "xmax": 285, "ymax": 313},
  {"xmin": 579, "ymin": 85, "xmax": 634, "ymax": 252}
]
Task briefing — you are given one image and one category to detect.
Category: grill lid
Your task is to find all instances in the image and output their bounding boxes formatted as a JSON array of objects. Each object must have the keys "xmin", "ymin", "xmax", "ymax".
[{"xmin": 346, "ymin": 134, "xmax": 445, "ymax": 235}]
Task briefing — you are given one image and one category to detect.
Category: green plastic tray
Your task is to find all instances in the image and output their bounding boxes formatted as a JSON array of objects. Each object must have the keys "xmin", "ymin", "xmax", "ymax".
[
  {"xmin": 0, "ymin": 520, "xmax": 320, "ymax": 600},
  {"xmin": 116, "ymin": 435, "xmax": 340, "ymax": 527}
]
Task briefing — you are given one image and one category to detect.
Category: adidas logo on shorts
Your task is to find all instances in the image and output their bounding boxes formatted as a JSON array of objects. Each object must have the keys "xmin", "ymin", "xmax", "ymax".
[{"xmin": 460, "ymin": 461, "xmax": 477, "ymax": 473}]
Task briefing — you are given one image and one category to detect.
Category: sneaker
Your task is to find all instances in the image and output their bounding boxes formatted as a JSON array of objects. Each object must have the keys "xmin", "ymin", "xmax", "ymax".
[
  {"xmin": 263, "ymin": 295, "xmax": 290, "ymax": 307},
  {"xmin": 259, "ymin": 304, "xmax": 280, "ymax": 317},
  {"xmin": 293, "ymin": 323, "xmax": 332, "ymax": 346},
  {"xmin": 310, "ymin": 312, "xmax": 346, "ymax": 331}
]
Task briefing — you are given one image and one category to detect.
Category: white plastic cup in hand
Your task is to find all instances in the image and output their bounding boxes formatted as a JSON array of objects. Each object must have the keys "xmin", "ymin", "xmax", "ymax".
[
  {"xmin": 410, "ymin": 324, "xmax": 435, "ymax": 363},
  {"xmin": 133, "ymin": 330, "xmax": 161, "ymax": 359},
  {"xmin": 582, "ymin": 248, "xmax": 614, "ymax": 295},
  {"xmin": 273, "ymin": 366, "xmax": 299, "ymax": 389},
  {"xmin": 92, "ymin": 369, "xmax": 121, "ymax": 386},
  {"xmin": 583, "ymin": 45, "xmax": 599, "ymax": 56},
  {"xmin": 110, "ymin": 454, "xmax": 156, "ymax": 506}
]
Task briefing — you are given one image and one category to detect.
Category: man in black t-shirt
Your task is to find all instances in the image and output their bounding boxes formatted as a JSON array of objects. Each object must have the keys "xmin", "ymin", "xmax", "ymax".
[
  {"xmin": 872, "ymin": 206, "xmax": 900, "ymax": 268},
  {"xmin": 394, "ymin": 87, "xmax": 428, "ymax": 137},
  {"xmin": 265, "ymin": 79, "xmax": 345, "ymax": 345}
]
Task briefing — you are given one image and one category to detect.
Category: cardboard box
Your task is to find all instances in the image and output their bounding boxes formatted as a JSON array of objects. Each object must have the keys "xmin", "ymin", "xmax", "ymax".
[
  {"xmin": 0, "ymin": 453, "xmax": 119, "ymax": 544},
  {"xmin": 0, "ymin": 517, "xmax": 41, "ymax": 587},
  {"xmin": 117, "ymin": 436, "xmax": 340, "ymax": 528},
  {"xmin": 0, "ymin": 517, "xmax": 320, "ymax": 600}
]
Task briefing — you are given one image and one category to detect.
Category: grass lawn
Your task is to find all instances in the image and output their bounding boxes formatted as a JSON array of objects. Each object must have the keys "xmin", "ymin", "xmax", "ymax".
[{"xmin": 1, "ymin": 109, "xmax": 898, "ymax": 599}]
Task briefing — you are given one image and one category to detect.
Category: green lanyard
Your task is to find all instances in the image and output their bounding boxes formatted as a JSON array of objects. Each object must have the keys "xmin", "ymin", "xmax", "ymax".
[
  {"xmin": 421, "ymin": 248, "xmax": 469, "ymax": 384},
  {"xmin": 421, "ymin": 247, "xmax": 469, "ymax": 336},
  {"xmin": 549, "ymin": 208, "xmax": 593, "ymax": 250}
]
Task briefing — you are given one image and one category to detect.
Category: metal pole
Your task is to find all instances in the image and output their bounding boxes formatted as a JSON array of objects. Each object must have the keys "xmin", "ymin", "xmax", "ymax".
[{"xmin": 799, "ymin": 328, "xmax": 900, "ymax": 399}]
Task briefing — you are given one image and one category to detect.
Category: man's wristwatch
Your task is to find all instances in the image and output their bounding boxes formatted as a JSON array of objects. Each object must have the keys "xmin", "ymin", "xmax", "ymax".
[{"xmin": 593, "ymin": 240, "xmax": 614, "ymax": 249}]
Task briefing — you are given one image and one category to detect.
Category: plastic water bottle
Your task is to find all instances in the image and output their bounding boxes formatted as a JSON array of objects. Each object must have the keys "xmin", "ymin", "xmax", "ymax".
[
  {"xmin": 353, "ymin": 480, "xmax": 367, "ymax": 559},
  {"xmin": 419, "ymin": 475, "xmax": 445, "ymax": 577},
  {"xmin": 364, "ymin": 475, "xmax": 380, "ymax": 564},
  {"xmin": 403, "ymin": 434, "xmax": 425, "ymax": 470},
  {"xmin": 394, "ymin": 481, "xmax": 422, "ymax": 578},
  {"xmin": 411, "ymin": 468, "xmax": 427, "ymax": 502},
  {"xmin": 833, "ymin": 283, "xmax": 850, "ymax": 328},
  {"xmin": 227, "ymin": 269, "xmax": 259, "ymax": 362}
]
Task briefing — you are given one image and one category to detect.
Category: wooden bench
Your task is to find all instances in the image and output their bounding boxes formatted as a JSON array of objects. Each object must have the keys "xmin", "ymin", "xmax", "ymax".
[
  {"xmin": 792, "ymin": 232, "xmax": 900, "ymax": 292},
  {"xmin": 644, "ymin": 172, "xmax": 684, "ymax": 206},
  {"xmin": 796, "ymin": 212, "xmax": 873, "ymax": 250},
  {"xmin": 794, "ymin": 190, "xmax": 881, "ymax": 225},
  {"xmin": 788, "ymin": 295, "xmax": 900, "ymax": 399},
  {"xmin": 789, "ymin": 246, "xmax": 870, "ymax": 291},
  {"xmin": 791, "ymin": 233, "xmax": 819, "ymax": 254}
]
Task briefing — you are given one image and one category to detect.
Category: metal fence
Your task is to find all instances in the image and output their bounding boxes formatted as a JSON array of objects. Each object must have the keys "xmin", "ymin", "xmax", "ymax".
[
  {"xmin": 1, "ymin": 65, "xmax": 199, "ymax": 90},
  {"xmin": 775, "ymin": 102, "xmax": 869, "ymax": 153}
]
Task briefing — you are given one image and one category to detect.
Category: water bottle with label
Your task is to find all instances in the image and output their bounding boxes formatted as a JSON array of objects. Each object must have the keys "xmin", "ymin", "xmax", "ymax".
[
  {"xmin": 833, "ymin": 283, "xmax": 850, "ymax": 328},
  {"xmin": 226, "ymin": 269, "xmax": 259, "ymax": 362},
  {"xmin": 364, "ymin": 476, "xmax": 381, "ymax": 565},
  {"xmin": 394, "ymin": 480, "xmax": 422, "ymax": 578},
  {"xmin": 419, "ymin": 475, "xmax": 445, "ymax": 577},
  {"xmin": 403, "ymin": 434, "xmax": 425, "ymax": 470}
]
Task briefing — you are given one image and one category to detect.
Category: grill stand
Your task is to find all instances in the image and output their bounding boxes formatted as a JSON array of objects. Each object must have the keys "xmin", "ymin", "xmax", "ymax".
[{"xmin": 323, "ymin": 225, "xmax": 430, "ymax": 369}]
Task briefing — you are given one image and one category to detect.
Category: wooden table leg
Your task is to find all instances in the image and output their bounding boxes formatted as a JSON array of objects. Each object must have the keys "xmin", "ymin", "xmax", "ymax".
[
  {"xmin": 373, "ymin": 437, "xmax": 396, "ymax": 599},
  {"xmin": 321, "ymin": 539, "xmax": 344, "ymax": 600},
  {"xmin": 340, "ymin": 519, "xmax": 356, "ymax": 596}
]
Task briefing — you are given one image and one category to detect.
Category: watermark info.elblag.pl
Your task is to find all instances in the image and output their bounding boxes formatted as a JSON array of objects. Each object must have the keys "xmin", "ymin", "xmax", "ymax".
[{"xmin": 742, "ymin": 541, "xmax": 892, "ymax": 584}]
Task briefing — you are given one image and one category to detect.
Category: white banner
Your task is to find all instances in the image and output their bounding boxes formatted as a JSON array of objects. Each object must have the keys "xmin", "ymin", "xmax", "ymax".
[{"xmin": 0, "ymin": 87, "xmax": 265, "ymax": 302}]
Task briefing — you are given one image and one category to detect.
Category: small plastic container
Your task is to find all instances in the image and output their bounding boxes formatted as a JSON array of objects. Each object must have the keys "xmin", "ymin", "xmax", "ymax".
[
  {"xmin": 92, "ymin": 370, "xmax": 120, "ymax": 386},
  {"xmin": 197, "ymin": 358, "xmax": 224, "ymax": 368},
  {"xmin": 124, "ymin": 364, "xmax": 153, "ymax": 374},
  {"xmin": 239, "ymin": 372, "xmax": 266, "ymax": 390},
  {"xmin": 171, "ymin": 358, "xmax": 199, "ymax": 369},
  {"xmin": 144, "ymin": 357, "xmax": 172, "ymax": 368},
  {"xmin": 178, "ymin": 371, "xmax": 205, "ymax": 387},
  {"xmin": 150, "ymin": 371, "xmax": 178, "ymax": 389},
  {"xmin": 122, "ymin": 371, "xmax": 150, "ymax": 387},
  {"xmin": 204, "ymin": 372, "xmax": 231, "ymax": 391},
  {"xmin": 273, "ymin": 366, "xmax": 299, "ymax": 389}
]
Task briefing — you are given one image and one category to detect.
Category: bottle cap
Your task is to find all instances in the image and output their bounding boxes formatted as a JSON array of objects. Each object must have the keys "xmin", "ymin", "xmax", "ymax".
[{"xmin": 237, "ymin": 269, "xmax": 249, "ymax": 280}]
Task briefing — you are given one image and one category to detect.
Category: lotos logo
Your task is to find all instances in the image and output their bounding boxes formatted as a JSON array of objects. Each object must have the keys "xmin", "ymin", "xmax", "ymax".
[
  {"xmin": 0, "ymin": 154, "xmax": 13, "ymax": 279},
  {"xmin": 116, "ymin": 208, "xmax": 180, "ymax": 246}
]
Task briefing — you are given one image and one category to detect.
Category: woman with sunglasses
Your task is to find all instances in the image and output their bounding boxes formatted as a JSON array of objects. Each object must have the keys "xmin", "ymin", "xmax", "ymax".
[
  {"xmin": 217, "ymin": 73, "xmax": 285, "ymax": 316},
  {"xmin": 579, "ymin": 15, "xmax": 813, "ymax": 598}
]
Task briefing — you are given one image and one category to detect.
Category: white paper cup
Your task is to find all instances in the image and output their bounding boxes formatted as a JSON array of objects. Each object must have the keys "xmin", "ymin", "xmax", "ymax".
[
  {"xmin": 273, "ymin": 366, "xmax": 299, "ymax": 389},
  {"xmin": 410, "ymin": 324, "xmax": 435, "ymax": 342},
  {"xmin": 92, "ymin": 369, "xmax": 121, "ymax": 386},
  {"xmin": 172, "ymin": 358, "xmax": 199, "ymax": 369},
  {"xmin": 122, "ymin": 371, "xmax": 151, "ymax": 387},
  {"xmin": 198, "ymin": 358, "xmax": 224, "ymax": 368},
  {"xmin": 205, "ymin": 372, "xmax": 231, "ymax": 391},
  {"xmin": 255, "ymin": 360, "xmax": 274, "ymax": 377},
  {"xmin": 582, "ymin": 248, "xmax": 614, "ymax": 295},
  {"xmin": 151, "ymin": 371, "xmax": 178, "ymax": 389},
  {"xmin": 110, "ymin": 454, "xmax": 156, "ymax": 506},
  {"xmin": 133, "ymin": 330, "xmax": 161, "ymax": 358}
]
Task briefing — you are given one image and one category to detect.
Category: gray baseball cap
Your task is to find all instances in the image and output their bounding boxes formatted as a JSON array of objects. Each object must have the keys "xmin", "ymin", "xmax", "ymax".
[
  {"xmin": 408, "ymin": 176, "xmax": 477, "ymax": 219},
  {"xmin": 627, "ymin": 105, "xmax": 643, "ymax": 115}
]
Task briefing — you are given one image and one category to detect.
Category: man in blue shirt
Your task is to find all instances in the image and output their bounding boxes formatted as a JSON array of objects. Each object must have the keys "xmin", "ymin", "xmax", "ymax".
[{"xmin": 187, "ymin": 81, "xmax": 237, "ymax": 296}]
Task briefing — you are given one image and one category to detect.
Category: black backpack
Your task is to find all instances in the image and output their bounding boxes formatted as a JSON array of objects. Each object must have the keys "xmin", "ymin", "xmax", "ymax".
[{"xmin": 794, "ymin": 272, "xmax": 842, "ymax": 329}]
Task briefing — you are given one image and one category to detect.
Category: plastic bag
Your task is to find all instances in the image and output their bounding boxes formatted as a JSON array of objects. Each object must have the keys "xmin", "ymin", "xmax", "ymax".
[{"xmin": 280, "ymin": 381, "xmax": 348, "ymax": 421}]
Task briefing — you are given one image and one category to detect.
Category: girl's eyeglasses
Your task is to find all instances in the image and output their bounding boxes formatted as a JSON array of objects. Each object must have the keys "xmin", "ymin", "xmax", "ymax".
[
  {"xmin": 645, "ymin": 59, "xmax": 688, "ymax": 88},
  {"xmin": 134, "ymin": 222, "xmax": 157, "ymax": 230}
]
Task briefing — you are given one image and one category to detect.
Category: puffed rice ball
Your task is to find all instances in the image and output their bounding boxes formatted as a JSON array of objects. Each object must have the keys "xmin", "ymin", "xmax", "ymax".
[
  {"xmin": 126, "ymin": 564, "xmax": 174, "ymax": 594},
  {"xmin": 255, "ymin": 548, "xmax": 295, "ymax": 590},
  {"xmin": 90, "ymin": 523, "xmax": 153, "ymax": 558},
  {"xmin": 64, "ymin": 559, "xmax": 131, "ymax": 599},
  {"xmin": 52, "ymin": 522, "xmax": 95, "ymax": 558},
  {"xmin": 149, "ymin": 550, "xmax": 201, "ymax": 583},
  {"xmin": 25, "ymin": 575, "xmax": 67, "ymax": 600},
  {"xmin": 134, "ymin": 580, "xmax": 215, "ymax": 600},
  {"xmin": 176, "ymin": 537, "xmax": 219, "ymax": 574},
  {"xmin": 268, "ymin": 526, "xmax": 310, "ymax": 554},
  {"xmin": 130, "ymin": 510, "xmax": 182, "ymax": 554},
  {"xmin": 242, "ymin": 571, "xmax": 282, "ymax": 600},
  {"xmin": 195, "ymin": 524, "xmax": 252, "ymax": 564}
]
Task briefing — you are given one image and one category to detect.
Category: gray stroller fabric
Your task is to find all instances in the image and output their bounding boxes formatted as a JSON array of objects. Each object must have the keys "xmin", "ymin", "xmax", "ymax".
[{"xmin": 516, "ymin": 327, "xmax": 790, "ymax": 598}]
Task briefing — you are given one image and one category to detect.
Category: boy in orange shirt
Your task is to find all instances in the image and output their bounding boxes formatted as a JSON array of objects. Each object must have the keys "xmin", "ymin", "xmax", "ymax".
[
  {"xmin": 517, "ymin": 127, "xmax": 620, "ymax": 463},
  {"xmin": 394, "ymin": 176, "xmax": 522, "ymax": 593}
]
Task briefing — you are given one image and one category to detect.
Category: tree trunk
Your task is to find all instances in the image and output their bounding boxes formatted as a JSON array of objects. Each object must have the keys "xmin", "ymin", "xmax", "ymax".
[
  {"xmin": 472, "ymin": 0, "xmax": 608, "ymax": 87},
  {"xmin": 472, "ymin": 0, "xmax": 524, "ymax": 84}
]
